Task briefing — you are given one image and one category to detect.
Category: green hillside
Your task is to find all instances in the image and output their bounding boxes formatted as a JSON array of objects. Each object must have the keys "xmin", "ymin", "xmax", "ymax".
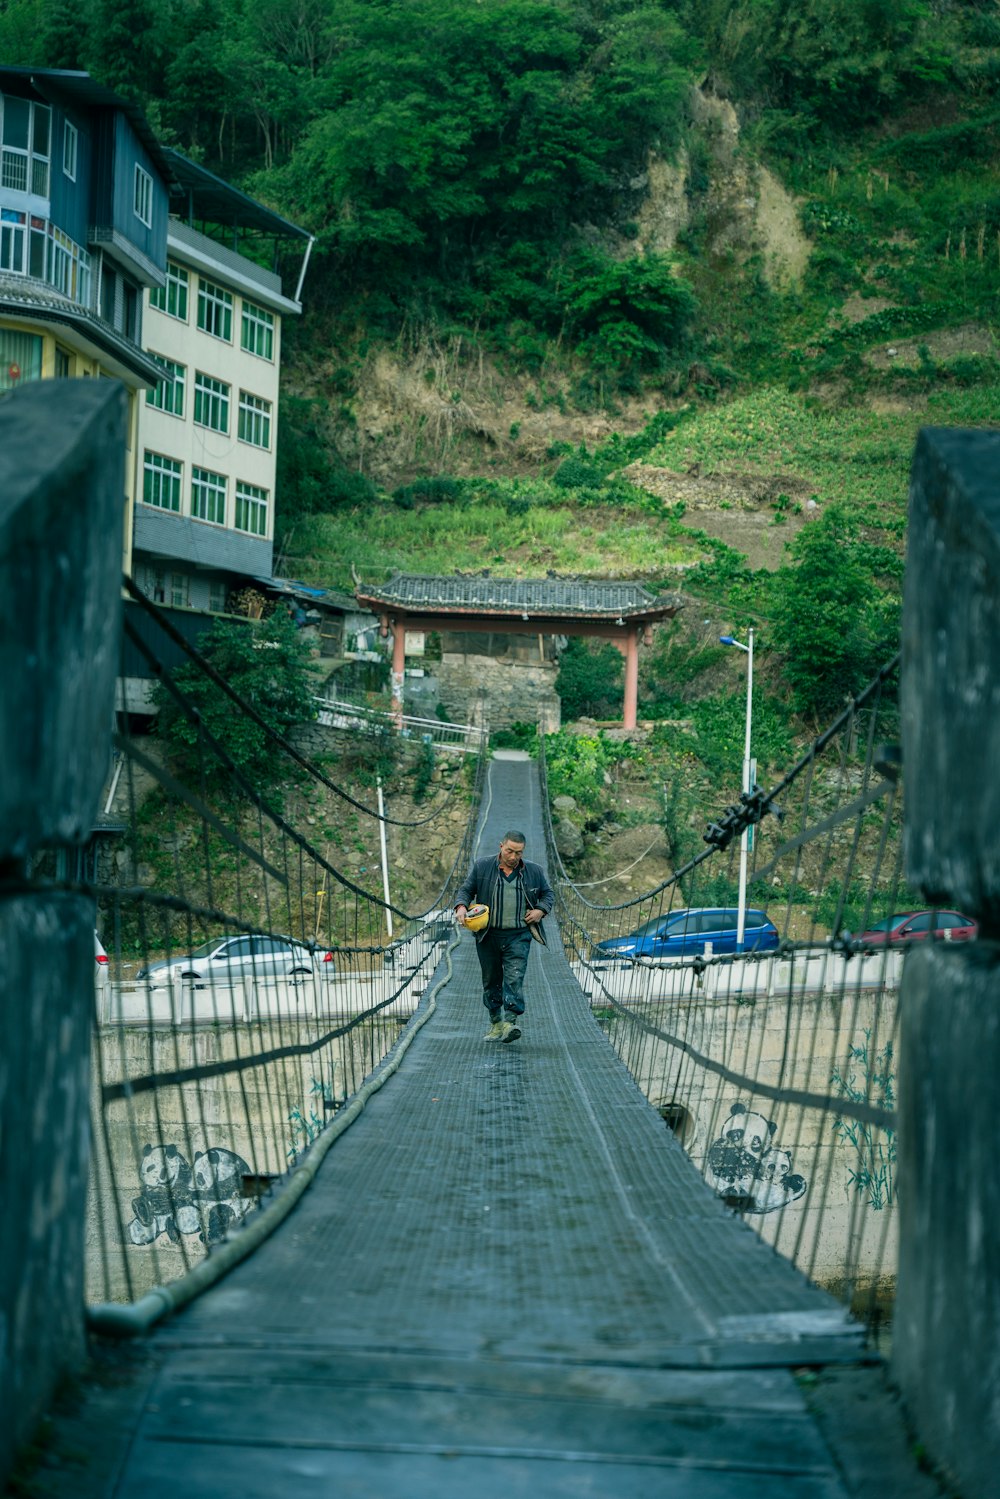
[{"xmin": 6, "ymin": 0, "xmax": 998, "ymax": 765}]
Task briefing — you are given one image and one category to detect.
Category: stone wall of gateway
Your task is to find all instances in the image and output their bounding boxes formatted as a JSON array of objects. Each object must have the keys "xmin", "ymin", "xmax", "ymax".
[{"xmin": 437, "ymin": 654, "xmax": 561, "ymax": 733}]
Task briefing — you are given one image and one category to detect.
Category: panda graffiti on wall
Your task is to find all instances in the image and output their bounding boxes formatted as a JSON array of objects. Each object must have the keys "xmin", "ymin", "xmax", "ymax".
[
  {"xmin": 126, "ymin": 1143, "xmax": 255, "ymax": 1246},
  {"xmin": 706, "ymin": 1102, "xmax": 807, "ymax": 1214}
]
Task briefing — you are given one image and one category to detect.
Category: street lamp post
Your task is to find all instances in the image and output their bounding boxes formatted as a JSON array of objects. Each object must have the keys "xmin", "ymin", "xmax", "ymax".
[{"xmin": 720, "ymin": 628, "xmax": 754, "ymax": 950}]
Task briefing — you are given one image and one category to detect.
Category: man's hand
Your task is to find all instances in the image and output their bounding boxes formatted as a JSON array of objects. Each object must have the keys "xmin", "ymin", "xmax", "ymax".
[
  {"xmin": 455, "ymin": 906, "xmax": 468, "ymax": 925},
  {"xmin": 525, "ymin": 907, "xmax": 545, "ymax": 924}
]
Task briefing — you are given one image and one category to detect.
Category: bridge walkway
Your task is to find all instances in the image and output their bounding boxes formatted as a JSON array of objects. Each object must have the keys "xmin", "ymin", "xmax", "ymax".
[{"xmin": 100, "ymin": 755, "xmax": 888, "ymax": 1496}]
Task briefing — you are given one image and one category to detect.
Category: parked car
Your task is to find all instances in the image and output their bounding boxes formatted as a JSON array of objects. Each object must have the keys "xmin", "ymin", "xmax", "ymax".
[
  {"xmin": 137, "ymin": 934, "xmax": 335, "ymax": 986},
  {"xmin": 853, "ymin": 910, "xmax": 978, "ymax": 947},
  {"xmin": 95, "ymin": 931, "xmax": 110, "ymax": 990},
  {"xmin": 593, "ymin": 907, "xmax": 780, "ymax": 962}
]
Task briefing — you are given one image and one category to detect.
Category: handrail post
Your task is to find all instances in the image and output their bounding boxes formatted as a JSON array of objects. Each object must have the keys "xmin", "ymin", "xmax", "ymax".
[
  {"xmin": 0, "ymin": 381, "xmax": 126, "ymax": 1487},
  {"xmin": 895, "ymin": 425, "xmax": 1000, "ymax": 1499}
]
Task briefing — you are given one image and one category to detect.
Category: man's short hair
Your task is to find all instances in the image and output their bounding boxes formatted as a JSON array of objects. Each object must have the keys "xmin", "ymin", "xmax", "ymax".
[{"xmin": 502, "ymin": 830, "xmax": 526, "ymax": 846}]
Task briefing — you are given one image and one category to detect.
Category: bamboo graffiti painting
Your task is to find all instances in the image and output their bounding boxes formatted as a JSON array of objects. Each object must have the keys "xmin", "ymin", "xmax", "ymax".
[{"xmin": 831, "ymin": 1033, "xmax": 896, "ymax": 1210}]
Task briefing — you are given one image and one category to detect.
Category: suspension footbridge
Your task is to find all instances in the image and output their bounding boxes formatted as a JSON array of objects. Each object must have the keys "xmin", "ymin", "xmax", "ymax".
[
  {"xmin": 86, "ymin": 755, "xmax": 883, "ymax": 1496},
  {"xmin": 5, "ymin": 388, "xmax": 996, "ymax": 1497}
]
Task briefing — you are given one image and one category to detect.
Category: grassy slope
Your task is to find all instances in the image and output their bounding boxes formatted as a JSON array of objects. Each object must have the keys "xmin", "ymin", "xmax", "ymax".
[{"xmin": 646, "ymin": 382, "xmax": 1000, "ymax": 532}]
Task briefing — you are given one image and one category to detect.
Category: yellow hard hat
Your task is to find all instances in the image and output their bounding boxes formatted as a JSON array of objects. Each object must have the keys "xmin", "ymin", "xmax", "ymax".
[{"xmin": 464, "ymin": 903, "xmax": 490, "ymax": 933}]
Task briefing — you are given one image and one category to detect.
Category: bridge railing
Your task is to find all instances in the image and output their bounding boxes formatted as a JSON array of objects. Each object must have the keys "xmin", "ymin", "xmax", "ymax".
[
  {"xmin": 544, "ymin": 659, "xmax": 905, "ymax": 1330},
  {"xmin": 313, "ymin": 695, "xmax": 484, "ymax": 754},
  {"xmin": 75, "ymin": 585, "xmax": 486, "ymax": 1328}
]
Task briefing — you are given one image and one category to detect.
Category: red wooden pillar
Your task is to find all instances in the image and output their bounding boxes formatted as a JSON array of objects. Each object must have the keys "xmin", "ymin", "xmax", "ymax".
[{"xmin": 623, "ymin": 626, "xmax": 639, "ymax": 730}]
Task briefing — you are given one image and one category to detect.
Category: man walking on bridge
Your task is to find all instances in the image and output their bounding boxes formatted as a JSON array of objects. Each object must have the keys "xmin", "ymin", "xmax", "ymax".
[{"xmin": 454, "ymin": 830, "xmax": 554, "ymax": 1043}]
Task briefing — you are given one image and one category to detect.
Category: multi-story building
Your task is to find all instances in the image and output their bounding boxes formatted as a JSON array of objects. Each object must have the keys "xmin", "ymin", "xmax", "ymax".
[
  {"xmin": 131, "ymin": 149, "xmax": 310, "ymax": 631},
  {"xmin": 0, "ymin": 68, "xmax": 171, "ymax": 574},
  {"xmin": 1, "ymin": 69, "xmax": 313, "ymax": 716}
]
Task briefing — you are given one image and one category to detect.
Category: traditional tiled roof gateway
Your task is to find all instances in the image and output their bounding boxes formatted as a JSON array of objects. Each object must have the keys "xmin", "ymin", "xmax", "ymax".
[{"xmin": 356, "ymin": 573, "xmax": 678, "ymax": 619}]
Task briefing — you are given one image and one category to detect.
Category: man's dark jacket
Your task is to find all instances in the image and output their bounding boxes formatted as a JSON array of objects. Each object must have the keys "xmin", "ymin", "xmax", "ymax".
[{"xmin": 454, "ymin": 855, "xmax": 555, "ymax": 945}]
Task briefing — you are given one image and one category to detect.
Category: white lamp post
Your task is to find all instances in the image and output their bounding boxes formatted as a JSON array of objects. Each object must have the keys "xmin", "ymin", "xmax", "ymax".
[{"xmin": 720, "ymin": 628, "xmax": 754, "ymax": 950}]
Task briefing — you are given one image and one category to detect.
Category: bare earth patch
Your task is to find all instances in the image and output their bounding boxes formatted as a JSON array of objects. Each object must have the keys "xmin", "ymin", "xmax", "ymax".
[
  {"xmin": 865, "ymin": 320, "xmax": 996, "ymax": 371},
  {"xmin": 623, "ymin": 462, "xmax": 820, "ymax": 571}
]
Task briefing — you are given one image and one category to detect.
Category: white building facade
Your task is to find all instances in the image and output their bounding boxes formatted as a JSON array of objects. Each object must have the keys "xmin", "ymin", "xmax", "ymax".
[{"xmin": 133, "ymin": 198, "xmax": 307, "ymax": 617}]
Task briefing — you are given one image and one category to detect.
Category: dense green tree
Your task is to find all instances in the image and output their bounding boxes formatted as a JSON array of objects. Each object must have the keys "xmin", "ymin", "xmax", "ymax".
[
  {"xmin": 688, "ymin": 0, "xmax": 952, "ymax": 127},
  {"xmin": 37, "ymin": 0, "xmax": 88, "ymax": 69},
  {"xmin": 768, "ymin": 505, "xmax": 900, "ymax": 722},
  {"xmin": 89, "ymin": 0, "xmax": 168, "ymax": 102},
  {"xmin": 155, "ymin": 613, "xmax": 315, "ymax": 792},
  {"xmin": 254, "ymin": 0, "xmax": 692, "ymax": 271},
  {"xmin": 564, "ymin": 251, "xmax": 697, "ymax": 372},
  {"xmin": 0, "ymin": 0, "xmax": 46, "ymax": 63},
  {"xmin": 556, "ymin": 638, "xmax": 624, "ymax": 720}
]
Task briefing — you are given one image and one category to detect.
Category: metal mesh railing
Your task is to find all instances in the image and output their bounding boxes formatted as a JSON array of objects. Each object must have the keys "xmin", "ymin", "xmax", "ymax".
[
  {"xmin": 81, "ymin": 586, "xmax": 486, "ymax": 1317},
  {"xmin": 542, "ymin": 658, "xmax": 913, "ymax": 1334}
]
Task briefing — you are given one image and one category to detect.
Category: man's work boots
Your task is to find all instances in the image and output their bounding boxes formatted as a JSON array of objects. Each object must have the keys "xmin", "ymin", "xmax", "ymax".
[
  {"xmin": 483, "ymin": 1017, "xmax": 505, "ymax": 1041},
  {"xmin": 500, "ymin": 1018, "xmax": 522, "ymax": 1043}
]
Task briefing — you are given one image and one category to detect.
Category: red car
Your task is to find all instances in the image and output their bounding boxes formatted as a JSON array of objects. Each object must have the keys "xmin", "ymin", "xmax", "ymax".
[{"xmin": 856, "ymin": 910, "xmax": 978, "ymax": 947}]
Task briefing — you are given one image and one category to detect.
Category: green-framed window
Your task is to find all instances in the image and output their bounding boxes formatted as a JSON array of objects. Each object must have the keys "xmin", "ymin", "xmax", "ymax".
[
  {"xmin": 143, "ymin": 451, "xmax": 182, "ymax": 512},
  {"xmin": 238, "ymin": 390, "xmax": 271, "ymax": 448},
  {"xmin": 235, "ymin": 481, "xmax": 268, "ymax": 537},
  {"xmin": 193, "ymin": 371, "xmax": 229, "ymax": 432},
  {"xmin": 197, "ymin": 277, "xmax": 233, "ymax": 341},
  {"xmin": 241, "ymin": 299, "xmax": 274, "ymax": 359},
  {"xmin": 191, "ymin": 466, "xmax": 227, "ymax": 525},
  {"xmin": 146, "ymin": 356, "xmax": 185, "ymax": 416}
]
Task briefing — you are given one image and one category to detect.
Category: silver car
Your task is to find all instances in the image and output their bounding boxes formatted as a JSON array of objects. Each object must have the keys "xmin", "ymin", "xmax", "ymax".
[
  {"xmin": 137, "ymin": 934, "xmax": 334, "ymax": 986},
  {"xmin": 95, "ymin": 931, "xmax": 110, "ymax": 992}
]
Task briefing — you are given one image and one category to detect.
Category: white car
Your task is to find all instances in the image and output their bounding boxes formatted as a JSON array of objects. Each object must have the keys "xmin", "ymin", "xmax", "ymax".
[
  {"xmin": 95, "ymin": 931, "xmax": 110, "ymax": 992},
  {"xmin": 137, "ymin": 934, "xmax": 335, "ymax": 986}
]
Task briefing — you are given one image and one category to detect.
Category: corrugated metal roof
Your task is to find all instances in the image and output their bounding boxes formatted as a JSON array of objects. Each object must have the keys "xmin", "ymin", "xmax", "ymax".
[
  {"xmin": 165, "ymin": 150, "xmax": 310, "ymax": 241},
  {"xmin": 257, "ymin": 576, "xmax": 357, "ymax": 611},
  {"xmin": 0, "ymin": 283, "xmax": 167, "ymax": 385},
  {"xmin": 356, "ymin": 573, "xmax": 679, "ymax": 619}
]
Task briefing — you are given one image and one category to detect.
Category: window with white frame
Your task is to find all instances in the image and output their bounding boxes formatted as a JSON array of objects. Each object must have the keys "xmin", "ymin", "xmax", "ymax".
[
  {"xmin": 149, "ymin": 262, "xmax": 189, "ymax": 320},
  {"xmin": 192, "ymin": 466, "xmax": 227, "ymax": 525},
  {"xmin": 235, "ymin": 481, "xmax": 268, "ymax": 537},
  {"xmin": 197, "ymin": 277, "xmax": 233, "ymax": 341},
  {"xmin": 241, "ymin": 299, "xmax": 274, "ymax": 359},
  {"xmin": 208, "ymin": 579, "xmax": 228, "ymax": 613},
  {"xmin": 134, "ymin": 165, "xmax": 153, "ymax": 228},
  {"xmin": 0, "ymin": 203, "xmax": 90, "ymax": 303},
  {"xmin": 63, "ymin": 121, "xmax": 77, "ymax": 181},
  {"xmin": 0, "ymin": 208, "xmax": 26, "ymax": 271},
  {"xmin": 193, "ymin": 371, "xmax": 229, "ymax": 432},
  {"xmin": 30, "ymin": 103, "xmax": 50, "ymax": 195},
  {"xmin": 146, "ymin": 356, "xmax": 185, "ymax": 416},
  {"xmin": 143, "ymin": 451, "xmax": 182, "ymax": 511},
  {"xmin": 0, "ymin": 94, "xmax": 50, "ymax": 194},
  {"xmin": 238, "ymin": 390, "xmax": 271, "ymax": 448}
]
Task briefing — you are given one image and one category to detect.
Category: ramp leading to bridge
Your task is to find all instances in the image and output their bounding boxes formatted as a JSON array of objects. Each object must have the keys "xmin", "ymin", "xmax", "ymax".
[{"xmin": 101, "ymin": 754, "xmax": 877, "ymax": 1496}]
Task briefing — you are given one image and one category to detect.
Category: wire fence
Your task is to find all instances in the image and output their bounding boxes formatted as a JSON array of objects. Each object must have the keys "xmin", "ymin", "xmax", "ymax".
[
  {"xmin": 68, "ymin": 598, "xmax": 925, "ymax": 1337},
  {"xmin": 81, "ymin": 588, "xmax": 486, "ymax": 1315},
  {"xmin": 542, "ymin": 657, "xmax": 914, "ymax": 1334}
]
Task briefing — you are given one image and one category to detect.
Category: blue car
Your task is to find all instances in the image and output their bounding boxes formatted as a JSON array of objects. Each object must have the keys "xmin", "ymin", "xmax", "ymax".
[{"xmin": 594, "ymin": 907, "xmax": 779, "ymax": 962}]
